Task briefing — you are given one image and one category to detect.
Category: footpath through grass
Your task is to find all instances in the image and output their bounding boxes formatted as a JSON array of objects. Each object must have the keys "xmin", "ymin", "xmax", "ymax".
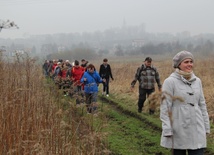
[
  {"xmin": 99, "ymin": 95, "xmax": 170, "ymax": 155},
  {"xmin": 98, "ymin": 94, "xmax": 214, "ymax": 155},
  {"xmin": 103, "ymin": 107, "xmax": 170, "ymax": 155}
]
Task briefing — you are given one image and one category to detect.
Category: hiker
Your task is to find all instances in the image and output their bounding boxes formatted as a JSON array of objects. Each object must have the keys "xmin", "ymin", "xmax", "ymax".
[
  {"xmin": 81, "ymin": 59, "xmax": 89, "ymax": 70},
  {"xmin": 51, "ymin": 59, "xmax": 58, "ymax": 79},
  {"xmin": 71, "ymin": 60, "xmax": 85, "ymax": 93},
  {"xmin": 52, "ymin": 62, "xmax": 62, "ymax": 79},
  {"xmin": 65, "ymin": 60, "xmax": 72, "ymax": 68},
  {"xmin": 48, "ymin": 60, "xmax": 53, "ymax": 78},
  {"xmin": 80, "ymin": 59, "xmax": 89, "ymax": 90},
  {"xmin": 60, "ymin": 63, "xmax": 70, "ymax": 96},
  {"xmin": 160, "ymin": 51, "xmax": 210, "ymax": 155},
  {"xmin": 65, "ymin": 60, "xmax": 72, "ymax": 78},
  {"xmin": 131, "ymin": 57, "xmax": 162, "ymax": 113},
  {"xmin": 99, "ymin": 58, "xmax": 114, "ymax": 97},
  {"xmin": 81, "ymin": 64, "xmax": 105, "ymax": 113},
  {"xmin": 42, "ymin": 60, "xmax": 49, "ymax": 77}
]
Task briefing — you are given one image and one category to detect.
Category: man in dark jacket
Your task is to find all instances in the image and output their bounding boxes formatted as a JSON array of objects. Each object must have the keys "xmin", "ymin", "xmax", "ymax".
[
  {"xmin": 131, "ymin": 57, "xmax": 162, "ymax": 114},
  {"xmin": 99, "ymin": 58, "xmax": 114, "ymax": 97},
  {"xmin": 42, "ymin": 60, "xmax": 49, "ymax": 77}
]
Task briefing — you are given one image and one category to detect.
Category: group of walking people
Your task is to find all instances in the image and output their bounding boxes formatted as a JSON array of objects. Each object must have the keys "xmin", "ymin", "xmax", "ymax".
[
  {"xmin": 43, "ymin": 50, "xmax": 210, "ymax": 154},
  {"xmin": 42, "ymin": 58, "xmax": 114, "ymax": 113}
]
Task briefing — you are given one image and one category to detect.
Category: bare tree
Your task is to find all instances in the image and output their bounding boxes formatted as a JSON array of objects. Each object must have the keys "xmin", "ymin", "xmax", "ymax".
[{"xmin": 0, "ymin": 19, "xmax": 19, "ymax": 32}]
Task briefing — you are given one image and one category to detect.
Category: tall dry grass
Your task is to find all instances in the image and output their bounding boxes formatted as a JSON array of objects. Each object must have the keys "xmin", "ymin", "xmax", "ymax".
[
  {"xmin": 0, "ymin": 53, "xmax": 108, "ymax": 155},
  {"xmin": 107, "ymin": 55, "xmax": 214, "ymax": 119}
]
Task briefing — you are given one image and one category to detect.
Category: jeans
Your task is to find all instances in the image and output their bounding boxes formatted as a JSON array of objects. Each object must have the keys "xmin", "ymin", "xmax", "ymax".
[{"xmin": 173, "ymin": 148, "xmax": 204, "ymax": 155}]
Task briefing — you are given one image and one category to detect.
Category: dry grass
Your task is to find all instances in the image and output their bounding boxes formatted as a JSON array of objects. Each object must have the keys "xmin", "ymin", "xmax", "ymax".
[
  {"xmin": 107, "ymin": 55, "xmax": 214, "ymax": 118},
  {"xmin": 0, "ymin": 53, "xmax": 108, "ymax": 154},
  {"xmin": 1, "ymin": 52, "xmax": 213, "ymax": 154}
]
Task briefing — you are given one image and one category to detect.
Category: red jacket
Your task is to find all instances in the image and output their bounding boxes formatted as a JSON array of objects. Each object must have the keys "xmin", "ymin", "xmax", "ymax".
[
  {"xmin": 52, "ymin": 63, "xmax": 57, "ymax": 73},
  {"xmin": 71, "ymin": 66, "xmax": 84, "ymax": 85},
  {"xmin": 61, "ymin": 68, "xmax": 67, "ymax": 79}
]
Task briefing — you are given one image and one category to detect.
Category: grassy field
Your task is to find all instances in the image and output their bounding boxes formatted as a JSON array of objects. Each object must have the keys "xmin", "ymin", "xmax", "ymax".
[
  {"xmin": 105, "ymin": 54, "xmax": 214, "ymax": 118},
  {"xmin": 96, "ymin": 54, "xmax": 214, "ymax": 154},
  {"xmin": 0, "ymin": 52, "xmax": 213, "ymax": 154}
]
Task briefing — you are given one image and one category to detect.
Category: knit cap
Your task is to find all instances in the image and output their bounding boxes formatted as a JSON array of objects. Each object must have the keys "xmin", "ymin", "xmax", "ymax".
[{"xmin": 172, "ymin": 51, "xmax": 194, "ymax": 68}]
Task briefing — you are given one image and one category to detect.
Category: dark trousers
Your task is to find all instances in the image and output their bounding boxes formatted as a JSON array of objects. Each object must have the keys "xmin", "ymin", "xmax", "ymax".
[
  {"xmin": 75, "ymin": 85, "xmax": 82, "ymax": 92},
  {"xmin": 102, "ymin": 78, "xmax": 110, "ymax": 94},
  {"xmin": 85, "ymin": 92, "xmax": 98, "ymax": 113},
  {"xmin": 138, "ymin": 87, "xmax": 154, "ymax": 111},
  {"xmin": 173, "ymin": 148, "xmax": 204, "ymax": 155}
]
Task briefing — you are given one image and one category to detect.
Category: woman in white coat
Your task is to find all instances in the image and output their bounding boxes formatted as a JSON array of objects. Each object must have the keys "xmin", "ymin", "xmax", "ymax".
[{"xmin": 160, "ymin": 51, "xmax": 210, "ymax": 155}]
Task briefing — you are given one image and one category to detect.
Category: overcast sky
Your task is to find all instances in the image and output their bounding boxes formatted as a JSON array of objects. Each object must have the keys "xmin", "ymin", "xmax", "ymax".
[{"xmin": 1, "ymin": 0, "xmax": 214, "ymax": 39}]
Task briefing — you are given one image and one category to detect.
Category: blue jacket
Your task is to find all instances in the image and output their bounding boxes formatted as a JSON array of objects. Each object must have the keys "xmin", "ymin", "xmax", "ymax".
[{"xmin": 81, "ymin": 70, "xmax": 103, "ymax": 93}]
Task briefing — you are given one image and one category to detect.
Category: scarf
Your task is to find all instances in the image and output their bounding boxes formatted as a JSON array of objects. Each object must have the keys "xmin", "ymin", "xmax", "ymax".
[
  {"xmin": 175, "ymin": 68, "xmax": 193, "ymax": 80},
  {"xmin": 175, "ymin": 68, "xmax": 196, "ymax": 86}
]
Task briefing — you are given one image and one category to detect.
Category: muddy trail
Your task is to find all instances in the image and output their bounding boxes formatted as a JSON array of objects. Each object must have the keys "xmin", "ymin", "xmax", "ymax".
[{"xmin": 98, "ymin": 96, "xmax": 214, "ymax": 155}]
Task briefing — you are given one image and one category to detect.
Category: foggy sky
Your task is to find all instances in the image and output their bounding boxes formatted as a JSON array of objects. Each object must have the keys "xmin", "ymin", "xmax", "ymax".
[{"xmin": 1, "ymin": 0, "xmax": 214, "ymax": 39}]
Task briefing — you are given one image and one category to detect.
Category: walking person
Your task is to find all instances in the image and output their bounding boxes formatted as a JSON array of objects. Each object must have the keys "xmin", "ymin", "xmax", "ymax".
[
  {"xmin": 51, "ymin": 59, "xmax": 58, "ymax": 80},
  {"xmin": 160, "ymin": 51, "xmax": 210, "ymax": 155},
  {"xmin": 81, "ymin": 59, "xmax": 89, "ymax": 70},
  {"xmin": 99, "ymin": 58, "xmax": 114, "ymax": 97},
  {"xmin": 48, "ymin": 60, "xmax": 53, "ymax": 78},
  {"xmin": 71, "ymin": 60, "xmax": 85, "ymax": 93},
  {"xmin": 81, "ymin": 64, "xmax": 105, "ymax": 113},
  {"xmin": 52, "ymin": 61, "xmax": 62, "ymax": 80},
  {"xmin": 42, "ymin": 60, "xmax": 49, "ymax": 77},
  {"xmin": 131, "ymin": 57, "xmax": 162, "ymax": 114},
  {"xmin": 60, "ymin": 63, "xmax": 70, "ymax": 96},
  {"xmin": 65, "ymin": 60, "xmax": 72, "ymax": 68},
  {"xmin": 80, "ymin": 59, "xmax": 89, "ymax": 90}
]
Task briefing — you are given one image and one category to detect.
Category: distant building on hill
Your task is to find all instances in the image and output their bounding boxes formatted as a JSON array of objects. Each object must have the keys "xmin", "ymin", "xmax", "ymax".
[{"xmin": 132, "ymin": 39, "xmax": 145, "ymax": 48}]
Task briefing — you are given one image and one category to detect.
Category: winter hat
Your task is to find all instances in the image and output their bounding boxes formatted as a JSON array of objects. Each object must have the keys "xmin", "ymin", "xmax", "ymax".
[{"xmin": 172, "ymin": 51, "xmax": 194, "ymax": 68}]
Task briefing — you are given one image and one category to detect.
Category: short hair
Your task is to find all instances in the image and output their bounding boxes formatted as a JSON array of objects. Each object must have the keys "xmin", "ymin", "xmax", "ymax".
[
  {"xmin": 145, "ymin": 57, "xmax": 152, "ymax": 62},
  {"xmin": 81, "ymin": 59, "xmax": 85, "ymax": 62},
  {"xmin": 103, "ymin": 58, "xmax": 108, "ymax": 62},
  {"xmin": 87, "ymin": 64, "xmax": 95, "ymax": 70},
  {"xmin": 74, "ymin": 60, "xmax": 79, "ymax": 66}
]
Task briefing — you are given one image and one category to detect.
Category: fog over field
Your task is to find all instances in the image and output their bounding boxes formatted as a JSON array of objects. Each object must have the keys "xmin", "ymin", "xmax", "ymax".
[{"xmin": 1, "ymin": 0, "xmax": 214, "ymax": 39}]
